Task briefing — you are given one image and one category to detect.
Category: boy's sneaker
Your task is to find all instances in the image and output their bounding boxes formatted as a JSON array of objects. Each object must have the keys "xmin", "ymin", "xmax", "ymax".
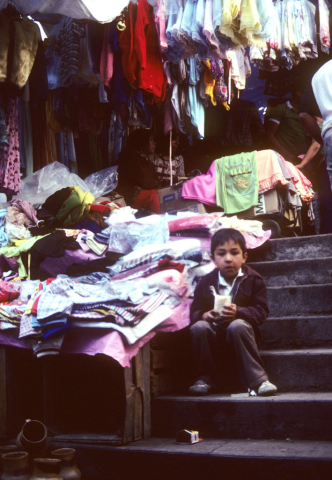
[
  {"xmin": 189, "ymin": 380, "xmax": 213, "ymax": 396},
  {"xmin": 257, "ymin": 380, "xmax": 277, "ymax": 396}
]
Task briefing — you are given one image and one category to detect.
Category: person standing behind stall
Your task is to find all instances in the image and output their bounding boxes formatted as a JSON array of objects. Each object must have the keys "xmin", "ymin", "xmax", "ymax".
[
  {"xmin": 265, "ymin": 81, "xmax": 310, "ymax": 164},
  {"xmin": 311, "ymin": 60, "xmax": 332, "ymax": 190},
  {"xmin": 298, "ymin": 61, "xmax": 332, "ymax": 234},
  {"xmin": 117, "ymin": 128, "xmax": 161, "ymax": 213}
]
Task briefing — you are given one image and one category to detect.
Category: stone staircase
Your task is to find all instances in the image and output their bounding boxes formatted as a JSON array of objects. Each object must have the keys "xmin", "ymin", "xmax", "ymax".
[
  {"xmin": 50, "ymin": 234, "xmax": 332, "ymax": 479},
  {"xmin": 144, "ymin": 234, "xmax": 332, "ymax": 479}
]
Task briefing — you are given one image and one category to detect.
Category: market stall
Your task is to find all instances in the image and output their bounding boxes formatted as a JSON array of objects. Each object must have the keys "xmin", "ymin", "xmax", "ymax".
[{"xmin": 0, "ymin": 0, "xmax": 329, "ymax": 446}]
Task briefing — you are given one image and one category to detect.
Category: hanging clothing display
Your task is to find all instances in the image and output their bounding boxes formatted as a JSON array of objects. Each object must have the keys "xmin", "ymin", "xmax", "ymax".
[
  {"xmin": 0, "ymin": 12, "xmax": 40, "ymax": 91},
  {"xmin": 119, "ymin": 0, "xmax": 167, "ymax": 103},
  {"xmin": 250, "ymin": 0, "xmax": 318, "ymax": 70}
]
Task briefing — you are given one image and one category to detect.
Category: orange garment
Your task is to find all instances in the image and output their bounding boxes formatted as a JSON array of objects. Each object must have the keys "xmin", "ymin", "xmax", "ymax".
[{"xmin": 202, "ymin": 60, "xmax": 216, "ymax": 106}]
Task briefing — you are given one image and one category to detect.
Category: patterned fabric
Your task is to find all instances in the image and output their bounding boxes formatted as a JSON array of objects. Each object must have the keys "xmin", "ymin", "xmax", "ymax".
[
  {"xmin": 110, "ymin": 247, "xmax": 182, "ymax": 275},
  {"xmin": 36, "ymin": 293, "xmax": 73, "ymax": 322},
  {"xmin": 0, "ymin": 97, "xmax": 20, "ymax": 194},
  {"xmin": 54, "ymin": 17, "xmax": 85, "ymax": 87},
  {"xmin": 149, "ymin": 154, "xmax": 185, "ymax": 186},
  {"xmin": 0, "ymin": 299, "xmax": 27, "ymax": 326},
  {"xmin": 210, "ymin": 60, "xmax": 228, "ymax": 103}
]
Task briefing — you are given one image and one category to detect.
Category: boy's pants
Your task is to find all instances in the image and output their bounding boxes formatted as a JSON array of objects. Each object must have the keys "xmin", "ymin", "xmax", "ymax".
[{"xmin": 190, "ymin": 319, "xmax": 268, "ymax": 389}]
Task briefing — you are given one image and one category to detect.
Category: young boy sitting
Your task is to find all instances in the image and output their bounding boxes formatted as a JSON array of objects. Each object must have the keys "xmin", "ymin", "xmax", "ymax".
[{"xmin": 189, "ymin": 228, "xmax": 277, "ymax": 396}]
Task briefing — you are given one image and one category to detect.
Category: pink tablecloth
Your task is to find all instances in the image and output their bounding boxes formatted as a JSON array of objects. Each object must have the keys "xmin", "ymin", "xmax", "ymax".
[{"xmin": 0, "ymin": 300, "xmax": 191, "ymax": 368}]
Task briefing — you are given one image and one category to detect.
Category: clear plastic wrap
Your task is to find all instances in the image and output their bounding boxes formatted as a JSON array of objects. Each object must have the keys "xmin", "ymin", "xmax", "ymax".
[
  {"xmin": 108, "ymin": 214, "xmax": 170, "ymax": 254},
  {"xmin": 84, "ymin": 166, "xmax": 118, "ymax": 198},
  {"xmin": 15, "ymin": 163, "xmax": 118, "ymax": 206},
  {"xmin": 15, "ymin": 162, "xmax": 88, "ymax": 205}
]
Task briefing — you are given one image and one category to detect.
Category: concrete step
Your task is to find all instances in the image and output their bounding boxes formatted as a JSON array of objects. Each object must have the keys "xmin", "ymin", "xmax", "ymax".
[
  {"xmin": 247, "ymin": 234, "xmax": 332, "ymax": 262},
  {"xmin": 261, "ymin": 316, "xmax": 332, "ymax": 349},
  {"xmin": 267, "ymin": 284, "xmax": 332, "ymax": 317},
  {"xmin": 247, "ymin": 257, "xmax": 332, "ymax": 287},
  {"xmin": 260, "ymin": 348, "xmax": 332, "ymax": 392},
  {"xmin": 151, "ymin": 392, "xmax": 332, "ymax": 441},
  {"xmin": 49, "ymin": 437, "xmax": 332, "ymax": 480}
]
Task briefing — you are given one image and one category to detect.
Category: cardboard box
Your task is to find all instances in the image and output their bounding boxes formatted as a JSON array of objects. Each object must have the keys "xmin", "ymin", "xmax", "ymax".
[
  {"xmin": 158, "ymin": 185, "xmax": 207, "ymax": 215},
  {"xmin": 237, "ymin": 188, "xmax": 282, "ymax": 219}
]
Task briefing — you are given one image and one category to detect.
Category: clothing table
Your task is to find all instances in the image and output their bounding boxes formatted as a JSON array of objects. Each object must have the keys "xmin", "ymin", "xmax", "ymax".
[{"xmin": 0, "ymin": 300, "xmax": 190, "ymax": 444}]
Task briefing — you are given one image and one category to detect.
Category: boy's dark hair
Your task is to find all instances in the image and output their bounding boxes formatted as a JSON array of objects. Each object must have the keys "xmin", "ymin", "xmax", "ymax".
[{"xmin": 211, "ymin": 228, "xmax": 247, "ymax": 256}]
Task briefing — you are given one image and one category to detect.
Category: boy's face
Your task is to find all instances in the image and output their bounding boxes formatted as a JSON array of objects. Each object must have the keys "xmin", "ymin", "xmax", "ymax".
[{"xmin": 212, "ymin": 240, "xmax": 247, "ymax": 283}]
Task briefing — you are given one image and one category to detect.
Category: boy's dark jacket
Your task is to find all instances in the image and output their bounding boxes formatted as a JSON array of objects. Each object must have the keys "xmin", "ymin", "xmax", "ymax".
[{"xmin": 190, "ymin": 264, "xmax": 269, "ymax": 342}]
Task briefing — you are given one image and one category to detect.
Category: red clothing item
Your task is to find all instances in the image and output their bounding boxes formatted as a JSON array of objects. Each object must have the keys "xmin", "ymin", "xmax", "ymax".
[
  {"xmin": 131, "ymin": 189, "xmax": 161, "ymax": 214},
  {"xmin": 119, "ymin": 2, "xmax": 139, "ymax": 88},
  {"xmin": 90, "ymin": 204, "xmax": 112, "ymax": 215},
  {"xmin": 134, "ymin": 0, "xmax": 167, "ymax": 103}
]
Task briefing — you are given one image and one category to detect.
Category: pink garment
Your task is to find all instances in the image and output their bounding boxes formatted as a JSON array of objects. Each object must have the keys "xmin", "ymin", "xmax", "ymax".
[
  {"xmin": 100, "ymin": 23, "xmax": 113, "ymax": 87},
  {"xmin": 155, "ymin": 0, "xmax": 168, "ymax": 48},
  {"xmin": 243, "ymin": 230, "xmax": 271, "ymax": 249},
  {"xmin": 181, "ymin": 161, "xmax": 217, "ymax": 205},
  {"xmin": 6, "ymin": 199, "xmax": 39, "ymax": 227},
  {"xmin": 0, "ymin": 97, "xmax": 20, "ymax": 194},
  {"xmin": 143, "ymin": 268, "xmax": 189, "ymax": 297},
  {"xmin": 168, "ymin": 214, "xmax": 218, "ymax": 232},
  {"xmin": 256, "ymin": 150, "xmax": 289, "ymax": 193}
]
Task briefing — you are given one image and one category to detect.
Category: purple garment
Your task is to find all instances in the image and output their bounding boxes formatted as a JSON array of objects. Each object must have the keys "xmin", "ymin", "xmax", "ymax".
[
  {"xmin": 181, "ymin": 161, "xmax": 217, "ymax": 205},
  {"xmin": 0, "ymin": 255, "xmax": 18, "ymax": 277},
  {"xmin": 39, "ymin": 248, "xmax": 104, "ymax": 277},
  {"xmin": 11, "ymin": 199, "xmax": 39, "ymax": 226}
]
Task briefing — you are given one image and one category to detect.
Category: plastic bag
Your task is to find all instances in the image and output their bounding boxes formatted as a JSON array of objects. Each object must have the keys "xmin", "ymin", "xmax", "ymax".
[
  {"xmin": 15, "ymin": 163, "xmax": 118, "ymax": 206},
  {"xmin": 15, "ymin": 162, "xmax": 88, "ymax": 206},
  {"xmin": 84, "ymin": 166, "xmax": 118, "ymax": 198},
  {"xmin": 106, "ymin": 206, "xmax": 136, "ymax": 226},
  {"xmin": 108, "ymin": 214, "xmax": 170, "ymax": 254}
]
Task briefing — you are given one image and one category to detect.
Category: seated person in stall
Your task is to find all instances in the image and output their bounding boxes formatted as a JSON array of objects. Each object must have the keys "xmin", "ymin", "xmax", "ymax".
[
  {"xmin": 265, "ymin": 79, "xmax": 312, "ymax": 164},
  {"xmin": 189, "ymin": 228, "xmax": 277, "ymax": 397},
  {"xmin": 148, "ymin": 131, "xmax": 186, "ymax": 186},
  {"xmin": 117, "ymin": 128, "xmax": 161, "ymax": 214}
]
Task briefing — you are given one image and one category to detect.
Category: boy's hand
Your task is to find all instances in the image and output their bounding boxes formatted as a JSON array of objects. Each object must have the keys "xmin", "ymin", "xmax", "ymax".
[
  {"xmin": 202, "ymin": 310, "xmax": 222, "ymax": 322},
  {"xmin": 220, "ymin": 304, "xmax": 237, "ymax": 322}
]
